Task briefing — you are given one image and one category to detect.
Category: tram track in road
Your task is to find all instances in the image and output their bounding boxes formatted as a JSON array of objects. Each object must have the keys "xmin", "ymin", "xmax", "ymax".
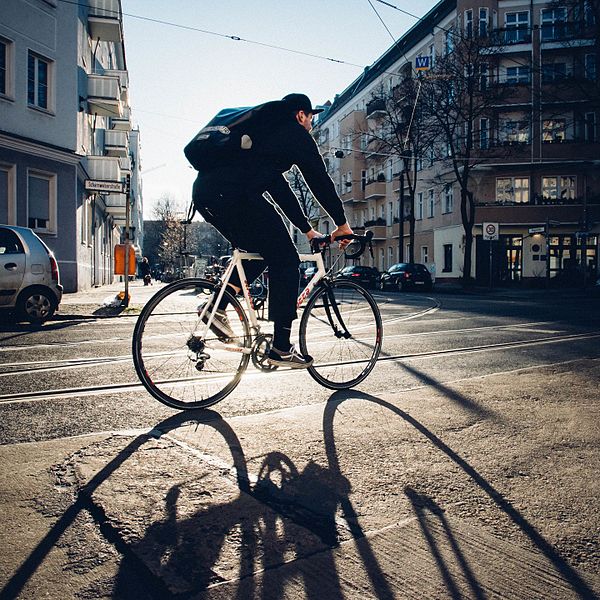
[
  {"xmin": 1, "ymin": 328, "xmax": 599, "ymax": 406},
  {"xmin": 0, "ymin": 317, "xmax": 588, "ymax": 376}
]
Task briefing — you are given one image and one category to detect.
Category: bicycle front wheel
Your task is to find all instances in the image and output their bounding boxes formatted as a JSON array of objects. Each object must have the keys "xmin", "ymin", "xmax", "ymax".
[
  {"xmin": 299, "ymin": 281, "xmax": 383, "ymax": 389},
  {"xmin": 132, "ymin": 278, "xmax": 251, "ymax": 410}
]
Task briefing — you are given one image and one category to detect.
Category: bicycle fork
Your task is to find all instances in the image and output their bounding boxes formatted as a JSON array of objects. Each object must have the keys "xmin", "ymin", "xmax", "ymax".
[{"xmin": 321, "ymin": 285, "xmax": 352, "ymax": 340}]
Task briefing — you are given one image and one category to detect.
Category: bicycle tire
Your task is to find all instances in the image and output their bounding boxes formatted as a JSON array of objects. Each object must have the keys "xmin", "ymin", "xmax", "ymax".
[
  {"xmin": 132, "ymin": 278, "xmax": 251, "ymax": 410},
  {"xmin": 299, "ymin": 280, "xmax": 383, "ymax": 390}
]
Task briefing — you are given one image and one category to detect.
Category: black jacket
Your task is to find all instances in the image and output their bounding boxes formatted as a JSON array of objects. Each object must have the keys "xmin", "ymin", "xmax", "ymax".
[{"xmin": 195, "ymin": 117, "xmax": 346, "ymax": 234}]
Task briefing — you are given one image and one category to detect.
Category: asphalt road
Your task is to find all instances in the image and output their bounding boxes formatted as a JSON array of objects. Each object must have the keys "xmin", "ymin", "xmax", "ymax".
[
  {"xmin": 0, "ymin": 288, "xmax": 598, "ymax": 443},
  {"xmin": 0, "ymin": 285, "xmax": 599, "ymax": 599}
]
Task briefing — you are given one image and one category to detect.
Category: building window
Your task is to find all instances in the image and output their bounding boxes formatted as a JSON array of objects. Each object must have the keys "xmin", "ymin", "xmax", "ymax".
[
  {"xmin": 542, "ymin": 62, "xmax": 567, "ymax": 83},
  {"xmin": 421, "ymin": 246, "xmax": 429, "ymax": 263},
  {"xmin": 417, "ymin": 192, "xmax": 423, "ymax": 220},
  {"xmin": 388, "ymin": 201, "xmax": 393, "ymax": 225},
  {"xmin": 505, "ymin": 11, "xmax": 530, "ymax": 43},
  {"xmin": 361, "ymin": 170, "xmax": 367, "ymax": 191},
  {"xmin": 479, "ymin": 63, "xmax": 488, "ymax": 91},
  {"xmin": 28, "ymin": 171, "xmax": 56, "ymax": 233},
  {"xmin": 541, "ymin": 7, "xmax": 568, "ymax": 41},
  {"xmin": 503, "ymin": 119, "xmax": 530, "ymax": 143},
  {"xmin": 479, "ymin": 8, "xmax": 489, "ymax": 37},
  {"xmin": 428, "ymin": 43, "xmax": 435, "ymax": 67},
  {"xmin": 479, "ymin": 118, "xmax": 489, "ymax": 149},
  {"xmin": 0, "ymin": 38, "xmax": 14, "ymax": 98},
  {"xmin": 445, "ymin": 29, "xmax": 454, "ymax": 54},
  {"xmin": 323, "ymin": 220, "xmax": 330, "ymax": 234},
  {"xmin": 542, "ymin": 176, "xmax": 576, "ymax": 201},
  {"xmin": 27, "ymin": 51, "xmax": 52, "ymax": 110},
  {"xmin": 585, "ymin": 54, "xmax": 597, "ymax": 80},
  {"xmin": 496, "ymin": 176, "xmax": 529, "ymax": 203},
  {"xmin": 444, "ymin": 185, "xmax": 454, "ymax": 213},
  {"xmin": 543, "ymin": 119, "xmax": 566, "ymax": 143},
  {"xmin": 0, "ymin": 164, "xmax": 16, "ymax": 225},
  {"xmin": 428, "ymin": 189, "xmax": 434, "ymax": 218},
  {"xmin": 388, "ymin": 246, "xmax": 393, "ymax": 268},
  {"xmin": 585, "ymin": 112, "xmax": 596, "ymax": 142},
  {"xmin": 505, "ymin": 65, "xmax": 530, "ymax": 85},
  {"xmin": 443, "ymin": 244, "xmax": 453, "ymax": 272},
  {"xmin": 465, "ymin": 9, "xmax": 473, "ymax": 38}
]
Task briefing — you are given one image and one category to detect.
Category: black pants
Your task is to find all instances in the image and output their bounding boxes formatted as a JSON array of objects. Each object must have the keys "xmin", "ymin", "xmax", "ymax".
[{"xmin": 193, "ymin": 175, "xmax": 300, "ymax": 325}]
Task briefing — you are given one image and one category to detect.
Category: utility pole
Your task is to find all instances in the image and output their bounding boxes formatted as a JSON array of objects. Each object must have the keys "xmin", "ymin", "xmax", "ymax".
[
  {"xmin": 398, "ymin": 167, "xmax": 404, "ymax": 262},
  {"xmin": 123, "ymin": 174, "xmax": 131, "ymax": 306}
]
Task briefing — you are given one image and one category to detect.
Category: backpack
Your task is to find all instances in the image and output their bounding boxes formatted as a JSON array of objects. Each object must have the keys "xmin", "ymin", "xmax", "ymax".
[{"xmin": 184, "ymin": 100, "xmax": 282, "ymax": 171}]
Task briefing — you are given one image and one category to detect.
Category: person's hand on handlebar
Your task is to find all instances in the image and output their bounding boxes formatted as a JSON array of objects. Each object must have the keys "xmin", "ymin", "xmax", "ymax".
[{"xmin": 332, "ymin": 223, "xmax": 354, "ymax": 250}]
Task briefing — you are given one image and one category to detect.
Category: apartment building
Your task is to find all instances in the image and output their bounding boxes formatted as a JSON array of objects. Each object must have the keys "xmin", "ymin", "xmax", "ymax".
[
  {"xmin": 0, "ymin": 0, "xmax": 142, "ymax": 292},
  {"xmin": 314, "ymin": 0, "xmax": 599, "ymax": 286}
]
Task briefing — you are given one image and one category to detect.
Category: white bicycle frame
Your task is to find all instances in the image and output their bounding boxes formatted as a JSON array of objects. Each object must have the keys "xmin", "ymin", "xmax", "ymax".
[{"xmin": 197, "ymin": 248, "xmax": 327, "ymax": 344}]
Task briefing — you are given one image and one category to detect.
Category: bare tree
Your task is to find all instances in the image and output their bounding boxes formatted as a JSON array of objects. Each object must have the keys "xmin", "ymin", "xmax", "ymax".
[
  {"xmin": 152, "ymin": 195, "xmax": 185, "ymax": 269},
  {"xmin": 287, "ymin": 165, "xmax": 320, "ymax": 225},
  {"xmin": 364, "ymin": 78, "xmax": 436, "ymax": 262},
  {"xmin": 420, "ymin": 31, "xmax": 511, "ymax": 285}
]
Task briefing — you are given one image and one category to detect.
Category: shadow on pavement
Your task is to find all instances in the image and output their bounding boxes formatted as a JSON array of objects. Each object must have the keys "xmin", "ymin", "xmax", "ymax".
[
  {"xmin": 0, "ymin": 409, "xmax": 392, "ymax": 600},
  {"xmin": 327, "ymin": 390, "xmax": 598, "ymax": 600}
]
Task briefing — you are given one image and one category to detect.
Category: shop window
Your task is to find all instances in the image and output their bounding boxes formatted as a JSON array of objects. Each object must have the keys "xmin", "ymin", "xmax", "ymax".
[{"xmin": 28, "ymin": 171, "xmax": 56, "ymax": 233}]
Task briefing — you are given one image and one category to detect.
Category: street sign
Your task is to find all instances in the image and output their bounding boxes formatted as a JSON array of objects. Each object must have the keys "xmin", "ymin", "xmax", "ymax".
[
  {"xmin": 415, "ymin": 56, "xmax": 430, "ymax": 71},
  {"xmin": 528, "ymin": 226, "xmax": 546, "ymax": 234},
  {"xmin": 482, "ymin": 222, "xmax": 499, "ymax": 241},
  {"xmin": 85, "ymin": 179, "xmax": 124, "ymax": 194}
]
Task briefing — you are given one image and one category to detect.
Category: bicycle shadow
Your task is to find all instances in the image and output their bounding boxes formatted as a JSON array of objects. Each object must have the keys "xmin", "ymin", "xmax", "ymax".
[
  {"xmin": 1, "ymin": 409, "xmax": 387, "ymax": 600},
  {"xmin": 326, "ymin": 390, "xmax": 598, "ymax": 600}
]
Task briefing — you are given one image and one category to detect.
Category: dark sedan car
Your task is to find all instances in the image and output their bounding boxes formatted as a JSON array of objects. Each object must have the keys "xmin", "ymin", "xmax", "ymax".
[
  {"xmin": 380, "ymin": 263, "xmax": 433, "ymax": 292},
  {"xmin": 335, "ymin": 265, "xmax": 380, "ymax": 289}
]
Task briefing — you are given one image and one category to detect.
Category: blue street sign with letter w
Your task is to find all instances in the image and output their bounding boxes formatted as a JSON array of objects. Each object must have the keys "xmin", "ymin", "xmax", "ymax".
[{"xmin": 415, "ymin": 56, "xmax": 430, "ymax": 71}]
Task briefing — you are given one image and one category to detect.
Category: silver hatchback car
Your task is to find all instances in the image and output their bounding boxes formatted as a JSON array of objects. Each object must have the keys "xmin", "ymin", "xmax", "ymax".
[{"xmin": 0, "ymin": 225, "xmax": 63, "ymax": 323}]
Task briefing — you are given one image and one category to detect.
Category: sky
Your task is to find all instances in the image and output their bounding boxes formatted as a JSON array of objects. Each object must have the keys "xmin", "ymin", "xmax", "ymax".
[{"xmin": 121, "ymin": 0, "xmax": 439, "ymax": 219}]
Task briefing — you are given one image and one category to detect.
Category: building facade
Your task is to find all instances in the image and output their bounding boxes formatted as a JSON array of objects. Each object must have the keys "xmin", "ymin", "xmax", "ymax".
[
  {"xmin": 314, "ymin": 0, "xmax": 599, "ymax": 286},
  {"xmin": 0, "ymin": 0, "xmax": 142, "ymax": 292}
]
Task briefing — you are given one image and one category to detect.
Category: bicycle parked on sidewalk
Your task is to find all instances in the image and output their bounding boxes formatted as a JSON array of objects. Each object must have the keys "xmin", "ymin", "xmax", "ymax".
[{"xmin": 132, "ymin": 232, "xmax": 382, "ymax": 410}]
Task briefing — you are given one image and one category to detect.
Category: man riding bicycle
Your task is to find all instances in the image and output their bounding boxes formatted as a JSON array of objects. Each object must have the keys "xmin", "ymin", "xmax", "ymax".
[{"xmin": 192, "ymin": 93, "xmax": 352, "ymax": 368}]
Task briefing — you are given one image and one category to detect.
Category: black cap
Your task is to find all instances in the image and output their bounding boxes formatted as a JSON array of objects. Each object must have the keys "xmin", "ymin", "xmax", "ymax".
[{"xmin": 281, "ymin": 93, "xmax": 324, "ymax": 114}]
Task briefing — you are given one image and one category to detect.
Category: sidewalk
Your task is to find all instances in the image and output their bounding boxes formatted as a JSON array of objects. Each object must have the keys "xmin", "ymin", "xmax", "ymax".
[{"xmin": 2, "ymin": 360, "xmax": 599, "ymax": 598}]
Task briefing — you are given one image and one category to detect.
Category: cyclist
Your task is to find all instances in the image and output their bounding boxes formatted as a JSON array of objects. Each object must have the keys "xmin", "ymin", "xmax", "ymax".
[{"xmin": 192, "ymin": 93, "xmax": 352, "ymax": 368}]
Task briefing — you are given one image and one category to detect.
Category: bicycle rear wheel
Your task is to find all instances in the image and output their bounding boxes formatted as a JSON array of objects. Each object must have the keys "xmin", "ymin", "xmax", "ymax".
[
  {"xmin": 299, "ymin": 280, "xmax": 382, "ymax": 389},
  {"xmin": 132, "ymin": 278, "xmax": 251, "ymax": 410}
]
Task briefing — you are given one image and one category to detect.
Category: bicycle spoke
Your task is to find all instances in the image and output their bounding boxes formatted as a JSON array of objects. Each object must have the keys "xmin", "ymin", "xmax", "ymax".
[
  {"xmin": 300, "ymin": 281, "xmax": 382, "ymax": 389},
  {"xmin": 132, "ymin": 279, "xmax": 251, "ymax": 409}
]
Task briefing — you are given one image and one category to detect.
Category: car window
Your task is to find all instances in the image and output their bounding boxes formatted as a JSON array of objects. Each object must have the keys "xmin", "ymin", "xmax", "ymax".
[
  {"xmin": 0, "ymin": 229, "xmax": 24, "ymax": 255},
  {"xmin": 415, "ymin": 265, "xmax": 428, "ymax": 274}
]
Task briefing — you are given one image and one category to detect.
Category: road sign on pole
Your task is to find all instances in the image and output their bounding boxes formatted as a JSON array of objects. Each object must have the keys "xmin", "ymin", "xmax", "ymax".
[
  {"xmin": 528, "ymin": 226, "xmax": 546, "ymax": 234},
  {"xmin": 85, "ymin": 180, "xmax": 124, "ymax": 194},
  {"xmin": 482, "ymin": 222, "xmax": 499, "ymax": 241}
]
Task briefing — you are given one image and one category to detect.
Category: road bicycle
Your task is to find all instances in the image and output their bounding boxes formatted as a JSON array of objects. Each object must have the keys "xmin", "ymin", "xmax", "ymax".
[{"xmin": 132, "ymin": 232, "xmax": 383, "ymax": 410}]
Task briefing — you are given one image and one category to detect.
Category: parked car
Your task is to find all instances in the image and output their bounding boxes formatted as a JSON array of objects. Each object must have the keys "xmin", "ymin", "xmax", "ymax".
[
  {"xmin": 0, "ymin": 225, "xmax": 63, "ymax": 323},
  {"xmin": 335, "ymin": 265, "xmax": 380, "ymax": 289},
  {"xmin": 380, "ymin": 263, "xmax": 433, "ymax": 292}
]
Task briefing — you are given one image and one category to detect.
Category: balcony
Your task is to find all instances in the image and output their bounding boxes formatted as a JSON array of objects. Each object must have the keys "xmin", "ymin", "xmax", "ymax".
[
  {"xmin": 88, "ymin": 74, "xmax": 122, "ymax": 118},
  {"xmin": 365, "ymin": 218, "xmax": 387, "ymax": 240},
  {"xmin": 85, "ymin": 155, "xmax": 121, "ymax": 182},
  {"xmin": 88, "ymin": 0, "xmax": 122, "ymax": 43},
  {"xmin": 104, "ymin": 69, "xmax": 128, "ymax": 101},
  {"xmin": 104, "ymin": 130, "xmax": 129, "ymax": 157},
  {"xmin": 366, "ymin": 98, "xmax": 386, "ymax": 119},
  {"xmin": 119, "ymin": 156, "xmax": 132, "ymax": 175},
  {"xmin": 110, "ymin": 106, "xmax": 131, "ymax": 131},
  {"xmin": 489, "ymin": 27, "xmax": 532, "ymax": 47},
  {"xmin": 104, "ymin": 194, "xmax": 126, "ymax": 217},
  {"xmin": 364, "ymin": 180, "xmax": 387, "ymax": 199}
]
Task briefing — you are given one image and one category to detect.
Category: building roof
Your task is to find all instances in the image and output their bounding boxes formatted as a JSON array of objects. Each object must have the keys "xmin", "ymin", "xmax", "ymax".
[{"xmin": 316, "ymin": 0, "xmax": 455, "ymax": 126}]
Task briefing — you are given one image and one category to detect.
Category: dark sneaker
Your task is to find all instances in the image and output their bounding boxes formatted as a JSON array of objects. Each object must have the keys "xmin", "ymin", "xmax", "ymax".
[
  {"xmin": 267, "ymin": 345, "xmax": 313, "ymax": 369},
  {"xmin": 197, "ymin": 300, "xmax": 235, "ymax": 341}
]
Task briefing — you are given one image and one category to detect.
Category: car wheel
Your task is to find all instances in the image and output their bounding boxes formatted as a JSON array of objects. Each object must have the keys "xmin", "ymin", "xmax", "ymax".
[
  {"xmin": 397, "ymin": 280, "xmax": 405, "ymax": 292},
  {"xmin": 17, "ymin": 287, "xmax": 56, "ymax": 324},
  {"xmin": 379, "ymin": 281, "xmax": 385, "ymax": 291}
]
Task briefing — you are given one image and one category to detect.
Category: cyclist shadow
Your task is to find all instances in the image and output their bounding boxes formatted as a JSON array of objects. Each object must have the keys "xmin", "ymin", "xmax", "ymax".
[
  {"xmin": 112, "ymin": 412, "xmax": 361, "ymax": 599},
  {"xmin": 326, "ymin": 390, "xmax": 597, "ymax": 600}
]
